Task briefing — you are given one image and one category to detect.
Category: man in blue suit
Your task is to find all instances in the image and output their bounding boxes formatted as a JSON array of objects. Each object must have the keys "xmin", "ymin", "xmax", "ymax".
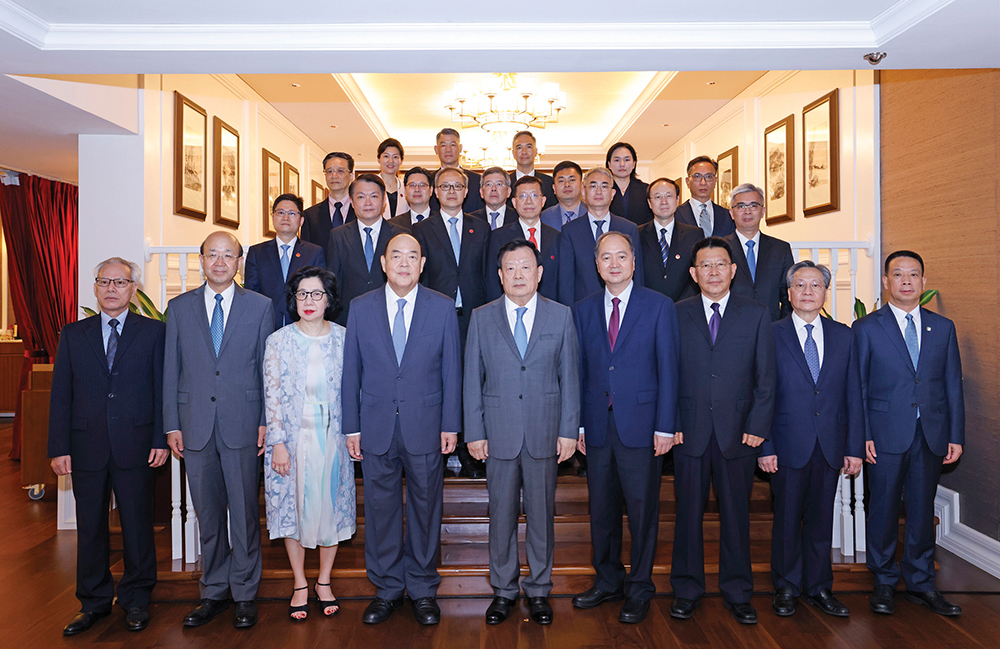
[
  {"xmin": 854, "ymin": 250, "xmax": 965, "ymax": 617},
  {"xmin": 540, "ymin": 161, "xmax": 587, "ymax": 232},
  {"xmin": 343, "ymin": 232, "xmax": 462, "ymax": 626},
  {"xmin": 571, "ymin": 231, "xmax": 679, "ymax": 624},
  {"xmin": 244, "ymin": 193, "xmax": 326, "ymax": 330},
  {"xmin": 758, "ymin": 260, "xmax": 864, "ymax": 618},
  {"xmin": 557, "ymin": 167, "xmax": 642, "ymax": 306}
]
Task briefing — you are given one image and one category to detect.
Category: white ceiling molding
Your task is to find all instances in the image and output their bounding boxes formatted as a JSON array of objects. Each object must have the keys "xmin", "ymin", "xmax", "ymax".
[
  {"xmin": 602, "ymin": 71, "xmax": 678, "ymax": 150},
  {"xmin": 0, "ymin": 0, "xmax": 46, "ymax": 47},
  {"xmin": 871, "ymin": 0, "xmax": 956, "ymax": 43},
  {"xmin": 332, "ymin": 74, "xmax": 389, "ymax": 143}
]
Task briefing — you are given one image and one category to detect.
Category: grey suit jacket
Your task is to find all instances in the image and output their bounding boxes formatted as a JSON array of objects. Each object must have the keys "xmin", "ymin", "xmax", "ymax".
[
  {"xmin": 463, "ymin": 295, "xmax": 580, "ymax": 460},
  {"xmin": 163, "ymin": 283, "xmax": 274, "ymax": 451}
]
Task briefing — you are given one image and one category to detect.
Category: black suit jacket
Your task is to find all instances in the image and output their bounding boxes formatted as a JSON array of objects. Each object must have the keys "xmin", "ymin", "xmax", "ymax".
[
  {"xmin": 429, "ymin": 168, "xmax": 484, "ymax": 214},
  {"xmin": 244, "ymin": 238, "xmax": 326, "ymax": 330},
  {"xmin": 486, "ymin": 220, "xmax": 560, "ymax": 302},
  {"xmin": 675, "ymin": 200, "xmax": 735, "ymax": 238},
  {"xmin": 610, "ymin": 176, "xmax": 654, "ymax": 226},
  {"xmin": 724, "ymin": 232, "xmax": 794, "ymax": 322},
  {"xmin": 300, "ymin": 199, "xmax": 356, "ymax": 248},
  {"xmin": 467, "ymin": 206, "xmax": 518, "ymax": 230},
  {"xmin": 47, "ymin": 313, "xmax": 166, "ymax": 470},
  {"xmin": 388, "ymin": 209, "xmax": 436, "ymax": 231},
  {"xmin": 326, "ymin": 220, "xmax": 405, "ymax": 327},
  {"xmin": 507, "ymin": 170, "xmax": 556, "ymax": 209},
  {"xmin": 637, "ymin": 221, "xmax": 702, "ymax": 302}
]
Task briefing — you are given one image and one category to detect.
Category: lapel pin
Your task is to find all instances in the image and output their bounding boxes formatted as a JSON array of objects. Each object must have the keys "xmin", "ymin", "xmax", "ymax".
[
  {"xmin": 295, "ymin": 252, "xmax": 300, "ymax": 258},
  {"xmin": 926, "ymin": 326, "xmax": 931, "ymax": 331},
  {"xmin": 675, "ymin": 254, "xmax": 681, "ymax": 259},
  {"xmin": 469, "ymin": 228, "xmax": 474, "ymax": 234},
  {"xmin": 550, "ymin": 255, "xmax": 556, "ymax": 260}
]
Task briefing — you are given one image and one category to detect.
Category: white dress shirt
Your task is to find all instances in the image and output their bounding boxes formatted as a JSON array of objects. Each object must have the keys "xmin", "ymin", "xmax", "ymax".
[
  {"xmin": 410, "ymin": 207, "xmax": 431, "ymax": 223},
  {"xmin": 275, "ymin": 234, "xmax": 298, "ymax": 250},
  {"xmin": 515, "ymin": 169, "xmax": 536, "ymax": 180},
  {"xmin": 791, "ymin": 312, "xmax": 825, "ymax": 366},
  {"xmin": 589, "ymin": 212, "xmax": 611, "ymax": 240},
  {"xmin": 385, "ymin": 283, "xmax": 419, "ymax": 342},
  {"xmin": 504, "ymin": 293, "xmax": 538, "ymax": 341},
  {"xmin": 101, "ymin": 308, "xmax": 128, "ymax": 352},
  {"xmin": 689, "ymin": 198, "xmax": 714, "ymax": 233},
  {"xmin": 440, "ymin": 210, "xmax": 464, "ymax": 245},
  {"xmin": 485, "ymin": 204, "xmax": 508, "ymax": 229},
  {"xmin": 887, "ymin": 302, "xmax": 922, "ymax": 349},
  {"xmin": 358, "ymin": 218, "xmax": 383, "ymax": 250},
  {"xmin": 204, "ymin": 281, "xmax": 236, "ymax": 330},
  {"xmin": 734, "ymin": 229, "xmax": 761, "ymax": 268},
  {"xmin": 701, "ymin": 290, "xmax": 731, "ymax": 324},
  {"xmin": 654, "ymin": 219, "xmax": 675, "ymax": 248},
  {"xmin": 518, "ymin": 220, "xmax": 542, "ymax": 248}
]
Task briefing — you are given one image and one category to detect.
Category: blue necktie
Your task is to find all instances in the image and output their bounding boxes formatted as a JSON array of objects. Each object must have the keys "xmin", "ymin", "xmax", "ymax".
[
  {"xmin": 905, "ymin": 313, "xmax": 919, "ymax": 370},
  {"xmin": 593, "ymin": 219, "xmax": 605, "ymax": 242},
  {"xmin": 659, "ymin": 228, "xmax": 669, "ymax": 266},
  {"xmin": 563, "ymin": 210, "xmax": 574, "ymax": 226},
  {"xmin": 279, "ymin": 243, "xmax": 290, "ymax": 280},
  {"xmin": 211, "ymin": 293, "xmax": 224, "ymax": 357},
  {"xmin": 804, "ymin": 323, "xmax": 820, "ymax": 383},
  {"xmin": 392, "ymin": 298, "xmax": 407, "ymax": 365},
  {"xmin": 745, "ymin": 240, "xmax": 757, "ymax": 282},
  {"xmin": 514, "ymin": 306, "xmax": 527, "ymax": 359},
  {"xmin": 106, "ymin": 318, "xmax": 119, "ymax": 371},
  {"xmin": 490, "ymin": 211, "xmax": 500, "ymax": 230},
  {"xmin": 363, "ymin": 227, "xmax": 374, "ymax": 272},
  {"xmin": 448, "ymin": 217, "xmax": 462, "ymax": 308},
  {"xmin": 415, "ymin": 213, "xmax": 425, "ymax": 222}
]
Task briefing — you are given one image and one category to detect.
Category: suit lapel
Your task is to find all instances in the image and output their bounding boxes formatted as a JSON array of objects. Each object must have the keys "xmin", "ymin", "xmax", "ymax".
[
  {"xmin": 288, "ymin": 240, "xmax": 311, "ymax": 277},
  {"xmin": 261, "ymin": 239, "xmax": 283, "ymax": 281},
  {"xmin": 344, "ymin": 221, "xmax": 369, "ymax": 276},
  {"xmin": 192, "ymin": 285, "xmax": 216, "ymax": 355},
  {"xmin": 776, "ymin": 318, "xmax": 813, "ymax": 383},
  {"xmin": 715, "ymin": 295, "xmax": 740, "ymax": 344},
  {"xmin": 429, "ymin": 217, "xmax": 458, "ymax": 268},
  {"xmin": 611, "ymin": 288, "xmax": 640, "ymax": 356},
  {"xmin": 84, "ymin": 315, "xmax": 109, "ymax": 373},
  {"xmin": 400, "ymin": 286, "xmax": 429, "ymax": 366},
  {"xmin": 728, "ymin": 236, "xmax": 754, "ymax": 286},
  {"xmin": 372, "ymin": 223, "xmax": 396, "ymax": 280},
  {"xmin": 112, "ymin": 313, "xmax": 142, "ymax": 370},
  {"xmin": 523, "ymin": 296, "xmax": 552, "ymax": 360},
  {"xmin": 375, "ymin": 286, "xmax": 398, "ymax": 364},
  {"xmin": 491, "ymin": 299, "xmax": 522, "ymax": 360},
  {"xmin": 877, "ymin": 305, "xmax": 916, "ymax": 373},
  {"xmin": 684, "ymin": 300, "xmax": 713, "ymax": 346},
  {"xmin": 218, "ymin": 284, "xmax": 248, "ymax": 359}
]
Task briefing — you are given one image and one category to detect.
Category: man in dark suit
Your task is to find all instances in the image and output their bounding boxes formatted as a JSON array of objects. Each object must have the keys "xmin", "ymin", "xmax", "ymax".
[
  {"xmin": 571, "ymin": 231, "xmax": 679, "ymax": 624},
  {"xmin": 637, "ymin": 177, "xmax": 702, "ymax": 303},
  {"xmin": 670, "ymin": 236, "xmax": 776, "ymax": 625},
  {"xmin": 389, "ymin": 167, "xmax": 436, "ymax": 230},
  {"xmin": 723, "ymin": 183, "xmax": 794, "ymax": 321},
  {"xmin": 343, "ymin": 232, "xmax": 462, "ymax": 626},
  {"xmin": 467, "ymin": 166, "xmax": 518, "ymax": 230},
  {"xmin": 244, "ymin": 193, "xmax": 326, "ymax": 330},
  {"xmin": 49, "ymin": 257, "xmax": 167, "ymax": 636},
  {"xmin": 428, "ymin": 128, "xmax": 483, "ymax": 214},
  {"xmin": 164, "ymin": 232, "xmax": 274, "ymax": 629},
  {"xmin": 508, "ymin": 130, "xmax": 556, "ymax": 209},
  {"xmin": 465, "ymin": 239, "xmax": 580, "ymax": 626},
  {"xmin": 540, "ymin": 160, "xmax": 587, "ymax": 231},
  {"xmin": 301, "ymin": 152, "xmax": 356, "ymax": 247},
  {"xmin": 855, "ymin": 250, "xmax": 965, "ymax": 617},
  {"xmin": 486, "ymin": 176, "xmax": 559, "ymax": 302},
  {"xmin": 326, "ymin": 174, "xmax": 405, "ymax": 327},
  {"xmin": 674, "ymin": 156, "xmax": 735, "ymax": 238},
  {"xmin": 607, "ymin": 142, "xmax": 653, "ymax": 226},
  {"xmin": 557, "ymin": 166, "xmax": 643, "ymax": 306},
  {"xmin": 758, "ymin": 260, "xmax": 864, "ymax": 618}
]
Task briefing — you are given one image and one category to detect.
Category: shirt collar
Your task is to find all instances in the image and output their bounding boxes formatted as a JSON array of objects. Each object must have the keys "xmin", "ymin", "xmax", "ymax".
[
  {"xmin": 504, "ymin": 292, "xmax": 538, "ymax": 316},
  {"xmin": 101, "ymin": 308, "xmax": 128, "ymax": 328},
  {"xmin": 701, "ymin": 290, "xmax": 730, "ymax": 313},
  {"xmin": 735, "ymin": 229, "xmax": 761, "ymax": 248},
  {"xmin": 386, "ymin": 282, "xmax": 419, "ymax": 307},
  {"xmin": 791, "ymin": 311, "xmax": 822, "ymax": 333},
  {"xmin": 604, "ymin": 280, "xmax": 634, "ymax": 307},
  {"xmin": 275, "ymin": 235, "xmax": 298, "ymax": 249}
]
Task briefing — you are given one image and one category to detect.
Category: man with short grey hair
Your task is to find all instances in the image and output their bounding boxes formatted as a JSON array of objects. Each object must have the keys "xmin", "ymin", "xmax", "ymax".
[
  {"xmin": 468, "ymin": 166, "xmax": 518, "ymax": 230},
  {"xmin": 429, "ymin": 128, "xmax": 483, "ymax": 213}
]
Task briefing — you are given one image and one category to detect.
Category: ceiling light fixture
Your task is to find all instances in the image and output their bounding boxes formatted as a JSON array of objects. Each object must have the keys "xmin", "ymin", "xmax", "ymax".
[
  {"xmin": 863, "ymin": 52, "xmax": 887, "ymax": 65},
  {"xmin": 444, "ymin": 73, "xmax": 567, "ymax": 134},
  {"xmin": 291, "ymin": 83, "xmax": 301, "ymax": 88}
]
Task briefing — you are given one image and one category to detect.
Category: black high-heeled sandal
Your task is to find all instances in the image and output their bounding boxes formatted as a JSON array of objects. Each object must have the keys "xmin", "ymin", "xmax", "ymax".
[
  {"xmin": 315, "ymin": 582, "xmax": 339, "ymax": 616},
  {"xmin": 289, "ymin": 585, "xmax": 309, "ymax": 621}
]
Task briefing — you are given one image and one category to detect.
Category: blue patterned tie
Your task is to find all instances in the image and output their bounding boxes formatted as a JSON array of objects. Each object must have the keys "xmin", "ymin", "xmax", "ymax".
[
  {"xmin": 448, "ymin": 217, "xmax": 462, "ymax": 308},
  {"xmin": 106, "ymin": 318, "xmax": 119, "ymax": 371},
  {"xmin": 593, "ymin": 219, "xmax": 605, "ymax": 242},
  {"xmin": 211, "ymin": 293, "xmax": 224, "ymax": 357},
  {"xmin": 905, "ymin": 313, "xmax": 919, "ymax": 370},
  {"xmin": 514, "ymin": 306, "xmax": 528, "ymax": 359},
  {"xmin": 363, "ymin": 227, "xmax": 374, "ymax": 272},
  {"xmin": 659, "ymin": 228, "xmax": 669, "ymax": 266},
  {"xmin": 804, "ymin": 323, "xmax": 820, "ymax": 383},
  {"xmin": 392, "ymin": 298, "xmax": 407, "ymax": 365},
  {"xmin": 279, "ymin": 244, "xmax": 290, "ymax": 280},
  {"xmin": 490, "ymin": 211, "xmax": 500, "ymax": 230},
  {"xmin": 563, "ymin": 210, "xmax": 574, "ymax": 226},
  {"xmin": 745, "ymin": 240, "xmax": 757, "ymax": 282}
]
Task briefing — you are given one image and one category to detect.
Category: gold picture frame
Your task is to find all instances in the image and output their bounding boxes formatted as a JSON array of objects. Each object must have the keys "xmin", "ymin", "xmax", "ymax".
[
  {"xmin": 213, "ymin": 117, "xmax": 240, "ymax": 229},
  {"xmin": 764, "ymin": 114, "xmax": 794, "ymax": 225},
  {"xmin": 173, "ymin": 92, "xmax": 207, "ymax": 220}
]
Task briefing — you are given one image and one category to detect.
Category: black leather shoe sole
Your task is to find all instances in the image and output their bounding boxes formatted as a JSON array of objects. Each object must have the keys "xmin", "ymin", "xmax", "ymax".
[{"xmin": 572, "ymin": 587, "xmax": 625, "ymax": 609}]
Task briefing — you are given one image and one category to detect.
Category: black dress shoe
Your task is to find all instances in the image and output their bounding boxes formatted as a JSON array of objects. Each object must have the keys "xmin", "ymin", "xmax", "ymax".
[
  {"xmin": 619, "ymin": 597, "xmax": 651, "ymax": 624},
  {"xmin": 125, "ymin": 606, "xmax": 150, "ymax": 631},
  {"xmin": 412, "ymin": 596, "xmax": 441, "ymax": 625},
  {"xmin": 772, "ymin": 587, "xmax": 797, "ymax": 617},
  {"xmin": 723, "ymin": 600, "xmax": 758, "ymax": 624},
  {"xmin": 63, "ymin": 610, "xmax": 111, "ymax": 636},
  {"xmin": 233, "ymin": 601, "xmax": 257, "ymax": 628},
  {"xmin": 803, "ymin": 588, "xmax": 849, "ymax": 617},
  {"xmin": 485, "ymin": 596, "xmax": 515, "ymax": 625},
  {"xmin": 572, "ymin": 585, "xmax": 624, "ymax": 609},
  {"xmin": 183, "ymin": 599, "xmax": 231, "ymax": 627},
  {"xmin": 670, "ymin": 597, "xmax": 700, "ymax": 619},
  {"xmin": 905, "ymin": 590, "xmax": 962, "ymax": 616},
  {"xmin": 363, "ymin": 597, "xmax": 404, "ymax": 624},
  {"xmin": 869, "ymin": 584, "xmax": 895, "ymax": 615},
  {"xmin": 528, "ymin": 597, "xmax": 552, "ymax": 625}
]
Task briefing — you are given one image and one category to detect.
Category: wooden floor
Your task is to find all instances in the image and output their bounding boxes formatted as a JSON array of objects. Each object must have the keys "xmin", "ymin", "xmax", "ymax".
[{"xmin": 4, "ymin": 423, "xmax": 1000, "ymax": 648}]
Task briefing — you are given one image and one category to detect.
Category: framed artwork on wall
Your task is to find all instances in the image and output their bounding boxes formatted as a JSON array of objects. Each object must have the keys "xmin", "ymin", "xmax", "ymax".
[
  {"xmin": 311, "ymin": 180, "xmax": 326, "ymax": 207},
  {"xmin": 173, "ymin": 92, "xmax": 207, "ymax": 220},
  {"xmin": 802, "ymin": 89, "xmax": 840, "ymax": 217},
  {"xmin": 716, "ymin": 146, "xmax": 739, "ymax": 209},
  {"xmin": 283, "ymin": 161, "xmax": 300, "ymax": 197},
  {"xmin": 213, "ymin": 117, "xmax": 240, "ymax": 229},
  {"xmin": 262, "ymin": 148, "xmax": 281, "ymax": 237},
  {"xmin": 764, "ymin": 114, "xmax": 794, "ymax": 225}
]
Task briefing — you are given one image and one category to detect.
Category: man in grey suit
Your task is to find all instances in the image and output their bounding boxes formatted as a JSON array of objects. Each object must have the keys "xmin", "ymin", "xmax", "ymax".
[
  {"xmin": 164, "ymin": 231, "xmax": 274, "ymax": 629},
  {"xmin": 465, "ymin": 239, "xmax": 580, "ymax": 626}
]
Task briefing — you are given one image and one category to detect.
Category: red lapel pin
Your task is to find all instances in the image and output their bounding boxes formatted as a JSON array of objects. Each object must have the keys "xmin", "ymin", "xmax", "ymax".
[
  {"xmin": 295, "ymin": 252, "xmax": 301, "ymax": 257},
  {"xmin": 468, "ymin": 228, "xmax": 474, "ymax": 234}
]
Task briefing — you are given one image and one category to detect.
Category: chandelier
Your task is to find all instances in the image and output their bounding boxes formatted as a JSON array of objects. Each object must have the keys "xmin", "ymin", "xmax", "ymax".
[{"xmin": 444, "ymin": 73, "xmax": 567, "ymax": 133}]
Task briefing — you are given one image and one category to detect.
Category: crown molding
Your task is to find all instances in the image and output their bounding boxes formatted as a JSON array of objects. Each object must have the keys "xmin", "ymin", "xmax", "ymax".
[
  {"xmin": 872, "ymin": 0, "xmax": 956, "ymax": 44},
  {"xmin": 332, "ymin": 73, "xmax": 389, "ymax": 143}
]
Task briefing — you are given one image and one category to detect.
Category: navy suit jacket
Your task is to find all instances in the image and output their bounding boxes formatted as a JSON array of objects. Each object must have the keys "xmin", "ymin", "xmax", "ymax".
[
  {"xmin": 467, "ymin": 207, "xmax": 518, "ymax": 230},
  {"xmin": 761, "ymin": 316, "xmax": 865, "ymax": 469},
  {"xmin": 301, "ymin": 199, "xmax": 356, "ymax": 248},
  {"xmin": 244, "ymin": 238, "xmax": 326, "ymax": 330},
  {"xmin": 48, "ymin": 313, "xmax": 166, "ymax": 471},
  {"xmin": 675, "ymin": 200, "xmax": 735, "ymax": 238},
  {"xmin": 556, "ymin": 213, "xmax": 643, "ymax": 306},
  {"xmin": 540, "ymin": 203, "xmax": 587, "ymax": 232},
  {"xmin": 637, "ymin": 220, "xmax": 702, "ymax": 303},
  {"xmin": 575, "ymin": 285, "xmax": 679, "ymax": 448},
  {"xmin": 485, "ymin": 220, "xmax": 560, "ymax": 302},
  {"xmin": 342, "ymin": 285, "xmax": 462, "ymax": 455},
  {"xmin": 507, "ymin": 170, "xmax": 556, "ymax": 210},
  {"xmin": 326, "ymin": 220, "xmax": 405, "ymax": 327},
  {"xmin": 674, "ymin": 293, "xmax": 776, "ymax": 459},
  {"xmin": 852, "ymin": 305, "xmax": 965, "ymax": 456},
  {"xmin": 429, "ymin": 168, "xmax": 484, "ymax": 214},
  {"xmin": 610, "ymin": 176, "xmax": 654, "ymax": 226},
  {"xmin": 724, "ymin": 231, "xmax": 794, "ymax": 322}
]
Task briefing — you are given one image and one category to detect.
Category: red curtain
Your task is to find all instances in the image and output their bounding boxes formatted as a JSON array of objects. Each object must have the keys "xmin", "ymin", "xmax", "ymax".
[{"xmin": 0, "ymin": 173, "xmax": 78, "ymax": 459}]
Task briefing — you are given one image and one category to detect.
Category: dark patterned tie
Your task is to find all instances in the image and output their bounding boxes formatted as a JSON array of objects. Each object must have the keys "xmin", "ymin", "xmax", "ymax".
[
  {"xmin": 659, "ymin": 228, "xmax": 669, "ymax": 266},
  {"xmin": 709, "ymin": 302, "xmax": 721, "ymax": 345},
  {"xmin": 106, "ymin": 318, "xmax": 119, "ymax": 371}
]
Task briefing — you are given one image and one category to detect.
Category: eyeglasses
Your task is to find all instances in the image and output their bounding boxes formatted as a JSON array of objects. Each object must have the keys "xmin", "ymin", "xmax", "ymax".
[
  {"xmin": 324, "ymin": 167, "xmax": 350, "ymax": 176},
  {"xmin": 295, "ymin": 290, "xmax": 327, "ymax": 301},
  {"xmin": 733, "ymin": 202, "xmax": 762, "ymax": 211},
  {"xmin": 273, "ymin": 209, "xmax": 301, "ymax": 218},
  {"xmin": 95, "ymin": 278, "xmax": 133, "ymax": 288},
  {"xmin": 791, "ymin": 281, "xmax": 826, "ymax": 291},
  {"xmin": 650, "ymin": 192, "xmax": 677, "ymax": 201},
  {"xmin": 405, "ymin": 182, "xmax": 429, "ymax": 189},
  {"xmin": 695, "ymin": 261, "xmax": 732, "ymax": 271},
  {"xmin": 587, "ymin": 182, "xmax": 611, "ymax": 190},
  {"xmin": 689, "ymin": 173, "xmax": 717, "ymax": 182},
  {"xmin": 516, "ymin": 192, "xmax": 542, "ymax": 201},
  {"xmin": 204, "ymin": 252, "xmax": 238, "ymax": 262},
  {"xmin": 437, "ymin": 183, "xmax": 466, "ymax": 192},
  {"xmin": 483, "ymin": 180, "xmax": 509, "ymax": 189}
]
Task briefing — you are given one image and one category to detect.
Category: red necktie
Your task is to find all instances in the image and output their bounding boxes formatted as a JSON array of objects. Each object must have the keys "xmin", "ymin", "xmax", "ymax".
[
  {"xmin": 528, "ymin": 227, "xmax": 537, "ymax": 247},
  {"xmin": 609, "ymin": 297, "xmax": 620, "ymax": 351}
]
